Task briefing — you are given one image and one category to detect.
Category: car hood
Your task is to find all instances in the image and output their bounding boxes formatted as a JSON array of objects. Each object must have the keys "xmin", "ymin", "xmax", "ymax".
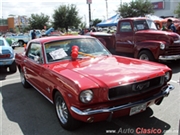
[
  {"xmin": 136, "ymin": 29, "xmax": 172, "ymax": 35},
  {"xmin": 135, "ymin": 30, "xmax": 179, "ymax": 43},
  {"xmin": 50, "ymin": 56, "xmax": 169, "ymax": 88}
]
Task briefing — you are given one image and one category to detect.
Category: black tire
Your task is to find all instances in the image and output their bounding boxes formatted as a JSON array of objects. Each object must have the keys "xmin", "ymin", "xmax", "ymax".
[
  {"xmin": 9, "ymin": 61, "xmax": 17, "ymax": 73},
  {"xmin": 138, "ymin": 50, "xmax": 155, "ymax": 61},
  {"xmin": 20, "ymin": 68, "xmax": 31, "ymax": 88},
  {"xmin": 54, "ymin": 92, "xmax": 81, "ymax": 130},
  {"xmin": 18, "ymin": 40, "xmax": 24, "ymax": 47}
]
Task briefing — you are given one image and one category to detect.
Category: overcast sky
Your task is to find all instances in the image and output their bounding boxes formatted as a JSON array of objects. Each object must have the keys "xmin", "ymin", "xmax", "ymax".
[{"xmin": 1, "ymin": 0, "xmax": 129, "ymax": 25}]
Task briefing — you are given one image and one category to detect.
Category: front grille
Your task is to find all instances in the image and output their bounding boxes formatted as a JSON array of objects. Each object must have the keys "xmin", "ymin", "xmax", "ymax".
[
  {"xmin": 165, "ymin": 45, "xmax": 180, "ymax": 55},
  {"xmin": 108, "ymin": 76, "xmax": 164, "ymax": 100},
  {"xmin": 0, "ymin": 54, "xmax": 10, "ymax": 58}
]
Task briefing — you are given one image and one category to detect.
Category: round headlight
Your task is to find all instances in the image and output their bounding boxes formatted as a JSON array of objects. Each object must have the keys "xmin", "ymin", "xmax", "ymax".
[
  {"xmin": 165, "ymin": 72, "xmax": 170, "ymax": 82},
  {"xmin": 80, "ymin": 90, "xmax": 93, "ymax": 103},
  {"xmin": 160, "ymin": 42, "xmax": 165, "ymax": 50}
]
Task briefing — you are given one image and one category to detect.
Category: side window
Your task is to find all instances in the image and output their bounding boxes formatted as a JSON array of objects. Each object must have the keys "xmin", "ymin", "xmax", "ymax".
[
  {"xmin": 0, "ymin": 40, "xmax": 4, "ymax": 46},
  {"xmin": 120, "ymin": 22, "xmax": 132, "ymax": 32},
  {"xmin": 27, "ymin": 43, "xmax": 43, "ymax": 63}
]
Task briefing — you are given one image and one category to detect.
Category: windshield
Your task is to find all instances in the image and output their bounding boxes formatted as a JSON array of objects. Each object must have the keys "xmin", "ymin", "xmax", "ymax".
[
  {"xmin": 134, "ymin": 19, "xmax": 157, "ymax": 31},
  {"xmin": 45, "ymin": 38, "xmax": 110, "ymax": 62}
]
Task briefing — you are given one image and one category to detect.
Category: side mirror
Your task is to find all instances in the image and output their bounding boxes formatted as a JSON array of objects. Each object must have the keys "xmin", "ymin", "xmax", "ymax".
[{"xmin": 71, "ymin": 45, "xmax": 79, "ymax": 61}]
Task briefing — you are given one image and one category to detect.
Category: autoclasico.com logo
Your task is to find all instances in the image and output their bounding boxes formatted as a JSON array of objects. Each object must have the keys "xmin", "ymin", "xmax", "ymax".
[{"xmin": 106, "ymin": 127, "xmax": 178, "ymax": 134}]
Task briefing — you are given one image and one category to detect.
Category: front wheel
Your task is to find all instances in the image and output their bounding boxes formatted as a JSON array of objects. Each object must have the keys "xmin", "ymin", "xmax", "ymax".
[
  {"xmin": 54, "ymin": 92, "xmax": 81, "ymax": 130},
  {"xmin": 18, "ymin": 40, "xmax": 24, "ymax": 47},
  {"xmin": 138, "ymin": 50, "xmax": 155, "ymax": 61}
]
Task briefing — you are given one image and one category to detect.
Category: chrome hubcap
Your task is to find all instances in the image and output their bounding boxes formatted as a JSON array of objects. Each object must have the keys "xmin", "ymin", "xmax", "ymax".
[
  {"xmin": 56, "ymin": 97, "xmax": 68, "ymax": 124},
  {"xmin": 139, "ymin": 54, "xmax": 149, "ymax": 60},
  {"xmin": 18, "ymin": 41, "xmax": 23, "ymax": 46}
]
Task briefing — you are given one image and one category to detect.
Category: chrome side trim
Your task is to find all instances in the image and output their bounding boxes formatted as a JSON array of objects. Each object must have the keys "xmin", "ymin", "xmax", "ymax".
[
  {"xmin": 71, "ymin": 84, "xmax": 174, "ymax": 116},
  {"xmin": 27, "ymin": 80, "xmax": 54, "ymax": 104}
]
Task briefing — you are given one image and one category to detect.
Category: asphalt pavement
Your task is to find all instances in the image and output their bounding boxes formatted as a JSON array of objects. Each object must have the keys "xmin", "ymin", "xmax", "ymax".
[{"xmin": 0, "ymin": 47, "xmax": 179, "ymax": 135}]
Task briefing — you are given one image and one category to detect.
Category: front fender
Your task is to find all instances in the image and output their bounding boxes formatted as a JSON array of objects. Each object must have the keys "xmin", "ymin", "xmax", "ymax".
[
  {"xmin": 134, "ymin": 41, "xmax": 166, "ymax": 59},
  {"xmin": 15, "ymin": 53, "xmax": 23, "ymax": 66},
  {"xmin": 50, "ymin": 69, "xmax": 101, "ymax": 109}
]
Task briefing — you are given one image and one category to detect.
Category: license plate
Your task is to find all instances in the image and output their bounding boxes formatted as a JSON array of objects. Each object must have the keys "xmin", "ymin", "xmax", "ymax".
[
  {"xmin": 129, "ymin": 103, "xmax": 147, "ymax": 116},
  {"xmin": 0, "ymin": 61, "xmax": 6, "ymax": 65}
]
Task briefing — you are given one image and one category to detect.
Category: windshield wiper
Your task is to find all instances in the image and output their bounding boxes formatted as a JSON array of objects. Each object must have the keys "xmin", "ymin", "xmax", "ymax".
[{"xmin": 78, "ymin": 52, "xmax": 96, "ymax": 58}]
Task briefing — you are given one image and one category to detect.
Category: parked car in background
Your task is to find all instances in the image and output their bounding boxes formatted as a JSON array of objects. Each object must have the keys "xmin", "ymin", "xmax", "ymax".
[
  {"xmin": 0, "ymin": 37, "xmax": 17, "ymax": 73},
  {"xmin": 5, "ymin": 37, "xmax": 19, "ymax": 49},
  {"xmin": 89, "ymin": 17, "xmax": 180, "ymax": 62},
  {"xmin": 6, "ymin": 29, "xmax": 42, "ymax": 47},
  {"xmin": 6, "ymin": 33, "xmax": 29, "ymax": 47},
  {"xmin": 15, "ymin": 36, "xmax": 174, "ymax": 130}
]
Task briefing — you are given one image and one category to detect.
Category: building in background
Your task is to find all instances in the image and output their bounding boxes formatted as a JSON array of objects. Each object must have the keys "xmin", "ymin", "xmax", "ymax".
[
  {"xmin": 0, "ymin": 18, "xmax": 8, "ymax": 34},
  {"xmin": 14, "ymin": 16, "xmax": 29, "ymax": 28},
  {"xmin": 150, "ymin": 0, "xmax": 179, "ymax": 18},
  {"xmin": 0, "ymin": 16, "xmax": 29, "ymax": 33},
  {"xmin": 8, "ymin": 17, "xmax": 15, "ymax": 32}
]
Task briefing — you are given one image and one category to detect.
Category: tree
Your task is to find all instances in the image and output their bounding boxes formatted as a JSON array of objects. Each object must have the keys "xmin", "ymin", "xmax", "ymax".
[
  {"xmin": 117, "ymin": 0, "xmax": 154, "ymax": 18},
  {"xmin": 174, "ymin": 2, "xmax": 180, "ymax": 17},
  {"xmin": 52, "ymin": 4, "xmax": 81, "ymax": 32},
  {"xmin": 28, "ymin": 13, "xmax": 50, "ymax": 30},
  {"xmin": 79, "ymin": 22, "xmax": 87, "ymax": 29},
  {"xmin": 92, "ymin": 18, "xmax": 102, "ymax": 27}
]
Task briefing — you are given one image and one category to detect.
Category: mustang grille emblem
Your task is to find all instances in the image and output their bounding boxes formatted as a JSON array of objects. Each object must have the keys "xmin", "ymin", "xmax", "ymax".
[{"xmin": 132, "ymin": 81, "xmax": 150, "ymax": 91}]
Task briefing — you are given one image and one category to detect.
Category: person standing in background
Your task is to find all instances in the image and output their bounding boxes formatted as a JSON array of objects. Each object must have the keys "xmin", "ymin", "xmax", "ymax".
[
  {"xmin": 31, "ymin": 29, "xmax": 36, "ymax": 39},
  {"xmin": 163, "ymin": 19, "xmax": 177, "ymax": 32}
]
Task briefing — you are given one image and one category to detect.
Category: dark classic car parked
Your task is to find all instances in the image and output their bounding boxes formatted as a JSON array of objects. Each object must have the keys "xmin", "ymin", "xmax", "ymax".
[
  {"xmin": 90, "ymin": 17, "xmax": 180, "ymax": 62},
  {"xmin": 15, "ymin": 36, "xmax": 174, "ymax": 130}
]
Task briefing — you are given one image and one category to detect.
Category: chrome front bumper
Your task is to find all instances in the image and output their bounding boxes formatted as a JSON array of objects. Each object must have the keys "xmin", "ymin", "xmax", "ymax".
[
  {"xmin": 159, "ymin": 55, "xmax": 180, "ymax": 60},
  {"xmin": 71, "ymin": 84, "xmax": 174, "ymax": 116}
]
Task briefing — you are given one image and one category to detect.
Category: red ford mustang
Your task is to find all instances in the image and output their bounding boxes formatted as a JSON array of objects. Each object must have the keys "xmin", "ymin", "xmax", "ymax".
[{"xmin": 15, "ymin": 36, "xmax": 174, "ymax": 130}]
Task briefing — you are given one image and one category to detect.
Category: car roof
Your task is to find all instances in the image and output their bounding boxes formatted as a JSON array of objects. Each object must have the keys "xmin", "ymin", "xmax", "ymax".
[
  {"xmin": 0, "ymin": 37, "xmax": 7, "ymax": 42},
  {"xmin": 120, "ymin": 17, "xmax": 151, "ymax": 21},
  {"xmin": 0, "ymin": 37, "xmax": 4, "ymax": 39},
  {"xmin": 0, "ymin": 37, "xmax": 11, "ymax": 47},
  {"xmin": 29, "ymin": 35, "xmax": 95, "ymax": 44}
]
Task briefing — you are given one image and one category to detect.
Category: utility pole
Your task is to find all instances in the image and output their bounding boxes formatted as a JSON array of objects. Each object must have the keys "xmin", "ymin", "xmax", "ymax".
[
  {"xmin": 88, "ymin": 4, "xmax": 91, "ymax": 28},
  {"xmin": 87, "ymin": 0, "xmax": 92, "ymax": 28},
  {"xmin": 105, "ymin": 0, "xmax": 108, "ymax": 19}
]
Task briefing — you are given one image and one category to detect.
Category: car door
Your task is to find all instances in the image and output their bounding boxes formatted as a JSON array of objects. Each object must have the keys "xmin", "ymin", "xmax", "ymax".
[
  {"xmin": 24, "ymin": 42, "xmax": 44, "ymax": 91},
  {"xmin": 115, "ymin": 21, "xmax": 134, "ymax": 54}
]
